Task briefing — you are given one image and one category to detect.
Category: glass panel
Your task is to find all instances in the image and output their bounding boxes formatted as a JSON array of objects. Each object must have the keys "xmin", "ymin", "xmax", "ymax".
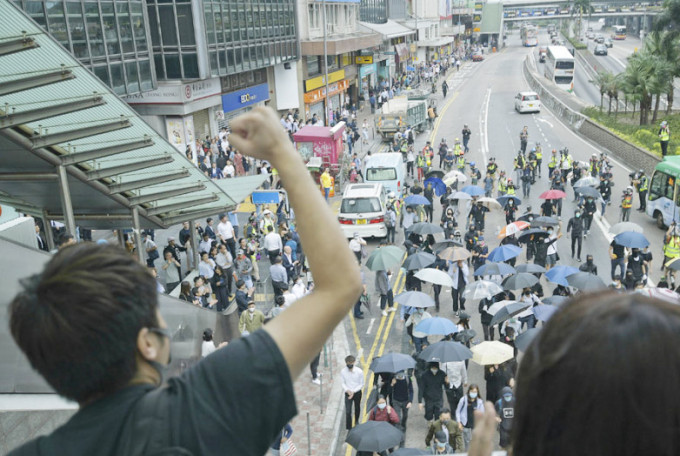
[
  {"xmin": 158, "ymin": 5, "xmax": 178, "ymax": 47},
  {"xmin": 154, "ymin": 53, "xmax": 164, "ymax": 79},
  {"xmin": 117, "ymin": 8, "xmax": 134, "ymax": 53},
  {"xmin": 146, "ymin": 6, "xmax": 160, "ymax": 47},
  {"xmin": 204, "ymin": 3, "xmax": 215, "ymax": 45},
  {"xmin": 218, "ymin": 50, "xmax": 226, "ymax": 72},
  {"xmin": 176, "ymin": 4, "xmax": 195, "ymax": 46},
  {"xmin": 110, "ymin": 63, "xmax": 125, "ymax": 94},
  {"xmin": 24, "ymin": 1, "xmax": 45, "ymax": 16},
  {"xmin": 233, "ymin": 47, "xmax": 242, "ymax": 71},
  {"xmin": 164, "ymin": 54, "xmax": 181, "ymax": 79},
  {"xmin": 93, "ymin": 65, "xmax": 110, "ymax": 87},
  {"xmin": 101, "ymin": 1, "xmax": 120, "ymax": 54},
  {"xmin": 66, "ymin": 2, "xmax": 81, "ymax": 15},
  {"xmin": 86, "ymin": 12, "xmax": 104, "ymax": 57},
  {"xmin": 48, "ymin": 14, "xmax": 69, "ymax": 46},
  {"xmin": 125, "ymin": 61, "xmax": 140, "ymax": 93},
  {"xmin": 45, "ymin": 1, "xmax": 63, "ymax": 15},
  {"xmin": 182, "ymin": 53, "xmax": 199, "ymax": 79},
  {"xmin": 226, "ymin": 49, "xmax": 234, "ymax": 69},
  {"xmin": 132, "ymin": 12, "xmax": 147, "ymax": 51},
  {"xmin": 209, "ymin": 51, "xmax": 218, "ymax": 77},
  {"xmin": 67, "ymin": 12, "xmax": 88, "ymax": 57},
  {"xmin": 139, "ymin": 59, "xmax": 153, "ymax": 91}
]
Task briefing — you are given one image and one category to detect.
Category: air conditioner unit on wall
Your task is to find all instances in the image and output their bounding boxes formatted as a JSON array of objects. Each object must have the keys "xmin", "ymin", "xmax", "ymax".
[{"xmin": 215, "ymin": 110, "xmax": 225, "ymax": 121}]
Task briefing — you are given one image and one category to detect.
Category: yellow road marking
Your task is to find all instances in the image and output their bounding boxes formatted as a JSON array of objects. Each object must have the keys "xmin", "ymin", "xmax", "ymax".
[{"xmin": 429, "ymin": 90, "xmax": 461, "ymax": 144}]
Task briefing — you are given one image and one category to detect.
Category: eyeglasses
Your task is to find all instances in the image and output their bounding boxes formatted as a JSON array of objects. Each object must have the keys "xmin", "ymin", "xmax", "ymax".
[{"xmin": 148, "ymin": 327, "xmax": 172, "ymax": 339}]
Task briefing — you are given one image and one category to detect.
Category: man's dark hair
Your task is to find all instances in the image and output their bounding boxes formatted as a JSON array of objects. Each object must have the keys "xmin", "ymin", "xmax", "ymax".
[
  {"xmin": 58, "ymin": 233, "xmax": 74, "ymax": 246},
  {"xmin": 206, "ymin": 217, "xmax": 213, "ymax": 224},
  {"xmin": 9, "ymin": 243, "xmax": 158, "ymax": 404},
  {"xmin": 236, "ymin": 279, "xmax": 245, "ymax": 289}
]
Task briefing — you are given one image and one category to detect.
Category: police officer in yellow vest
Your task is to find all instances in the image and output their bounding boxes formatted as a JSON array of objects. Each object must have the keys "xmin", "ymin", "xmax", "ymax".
[
  {"xmin": 659, "ymin": 120, "xmax": 671, "ymax": 156},
  {"xmin": 456, "ymin": 152, "xmax": 466, "ymax": 171},
  {"xmin": 535, "ymin": 145, "xmax": 543, "ymax": 178},
  {"xmin": 506, "ymin": 178, "xmax": 517, "ymax": 196},
  {"xmin": 548, "ymin": 149, "xmax": 558, "ymax": 179},
  {"xmin": 634, "ymin": 169, "xmax": 648, "ymax": 212},
  {"xmin": 498, "ymin": 171, "xmax": 507, "ymax": 197},
  {"xmin": 620, "ymin": 186, "xmax": 634, "ymax": 222},
  {"xmin": 663, "ymin": 224, "xmax": 680, "ymax": 286}
]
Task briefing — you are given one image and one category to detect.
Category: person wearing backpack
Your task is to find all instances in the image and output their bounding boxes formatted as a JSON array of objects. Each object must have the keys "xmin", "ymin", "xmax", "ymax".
[{"xmin": 364, "ymin": 395, "xmax": 400, "ymax": 455}]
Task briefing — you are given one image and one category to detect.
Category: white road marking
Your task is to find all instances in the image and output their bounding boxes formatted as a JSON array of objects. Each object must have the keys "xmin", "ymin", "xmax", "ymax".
[
  {"xmin": 366, "ymin": 318, "xmax": 376, "ymax": 335},
  {"xmin": 480, "ymin": 88, "xmax": 492, "ymax": 163},
  {"xmin": 536, "ymin": 117, "xmax": 554, "ymax": 128}
]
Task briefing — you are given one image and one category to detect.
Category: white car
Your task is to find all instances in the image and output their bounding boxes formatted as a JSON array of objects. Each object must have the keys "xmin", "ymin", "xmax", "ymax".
[
  {"xmin": 515, "ymin": 91, "xmax": 541, "ymax": 113},
  {"xmin": 338, "ymin": 183, "xmax": 388, "ymax": 238}
]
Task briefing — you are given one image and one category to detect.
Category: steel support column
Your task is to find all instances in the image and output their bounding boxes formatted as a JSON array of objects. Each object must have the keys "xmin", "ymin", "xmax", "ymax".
[
  {"xmin": 56, "ymin": 164, "xmax": 76, "ymax": 237},
  {"xmin": 131, "ymin": 207, "xmax": 144, "ymax": 265},
  {"xmin": 42, "ymin": 210, "xmax": 55, "ymax": 251},
  {"xmin": 189, "ymin": 220, "xmax": 199, "ymax": 272}
]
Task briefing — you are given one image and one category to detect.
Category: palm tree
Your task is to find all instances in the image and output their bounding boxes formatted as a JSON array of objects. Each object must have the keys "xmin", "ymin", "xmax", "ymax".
[
  {"xmin": 649, "ymin": 56, "xmax": 673, "ymax": 123},
  {"xmin": 644, "ymin": 30, "xmax": 680, "ymax": 115},
  {"xmin": 654, "ymin": 0, "xmax": 680, "ymax": 43},
  {"xmin": 591, "ymin": 70, "xmax": 612, "ymax": 111},
  {"xmin": 573, "ymin": 0, "xmax": 591, "ymax": 39},
  {"xmin": 622, "ymin": 52, "xmax": 655, "ymax": 124},
  {"xmin": 606, "ymin": 74, "xmax": 623, "ymax": 115}
]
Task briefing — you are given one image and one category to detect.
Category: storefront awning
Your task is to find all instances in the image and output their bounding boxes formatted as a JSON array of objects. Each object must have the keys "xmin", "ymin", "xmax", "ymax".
[
  {"xmin": 417, "ymin": 37, "xmax": 456, "ymax": 48},
  {"xmin": 213, "ymin": 174, "xmax": 270, "ymax": 208},
  {"xmin": 359, "ymin": 20, "xmax": 416, "ymax": 39}
]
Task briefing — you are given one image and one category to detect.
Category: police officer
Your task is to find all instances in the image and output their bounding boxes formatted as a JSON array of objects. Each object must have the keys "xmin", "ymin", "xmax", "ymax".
[
  {"xmin": 519, "ymin": 126, "xmax": 528, "ymax": 153},
  {"xmin": 659, "ymin": 120, "xmax": 670, "ymax": 156},
  {"xmin": 535, "ymin": 143, "xmax": 543, "ymax": 178},
  {"xmin": 663, "ymin": 224, "xmax": 680, "ymax": 287},
  {"xmin": 635, "ymin": 169, "xmax": 648, "ymax": 212},
  {"xmin": 548, "ymin": 149, "xmax": 558, "ymax": 179},
  {"xmin": 486, "ymin": 157, "xmax": 497, "ymax": 179},
  {"xmin": 620, "ymin": 186, "xmax": 634, "ymax": 222},
  {"xmin": 462, "ymin": 125, "xmax": 472, "ymax": 153},
  {"xmin": 497, "ymin": 171, "xmax": 507, "ymax": 197}
]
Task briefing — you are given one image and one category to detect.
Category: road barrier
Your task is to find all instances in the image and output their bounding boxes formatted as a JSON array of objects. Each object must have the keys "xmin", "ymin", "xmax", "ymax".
[{"xmin": 522, "ymin": 55, "xmax": 661, "ymax": 174}]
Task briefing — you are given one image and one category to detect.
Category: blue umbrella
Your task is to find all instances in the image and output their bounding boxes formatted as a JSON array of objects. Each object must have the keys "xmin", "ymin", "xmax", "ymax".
[
  {"xmin": 474, "ymin": 261, "xmax": 517, "ymax": 276},
  {"xmin": 404, "ymin": 194, "xmax": 431, "ymax": 206},
  {"xmin": 461, "ymin": 185, "xmax": 485, "ymax": 196},
  {"xmin": 414, "ymin": 316, "xmax": 458, "ymax": 335},
  {"xmin": 544, "ymin": 265, "xmax": 579, "ymax": 287},
  {"xmin": 487, "ymin": 245, "xmax": 523, "ymax": 262},
  {"xmin": 406, "ymin": 65, "xmax": 416, "ymax": 71},
  {"xmin": 424, "ymin": 177, "xmax": 447, "ymax": 196},
  {"xmin": 497, "ymin": 195, "xmax": 522, "ymax": 208},
  {"xmin": 533, "ymin": 304, "xmax": 558, "ymax": 322},
  {"xmin": 613, "ymin": 231, "xmax": 650, "ymax": 249}
]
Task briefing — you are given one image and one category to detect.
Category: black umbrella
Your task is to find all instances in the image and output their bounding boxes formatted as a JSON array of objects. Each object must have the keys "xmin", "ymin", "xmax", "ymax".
[
  {"xmin": 517, "ymin": 212, "xmax": 540, "ymax": 222},
  {"xmin": 392, "ymin": 449, "xmax": 430, "ymax": 456},
  {"xmin": 418, "ymin": 340, "xmax": 473, "ymax": 363},
  {"xmin": 454, "ymin": 329, "xmax": 477, "ymax": 344},
  {"xmin": 515, "ymin": 327, "xmax": 541, "ymax": 352},
  {"xmin": 518, "ymin": 228, "xmax": 549, "ymax": 244},
  {"xmin": 489, "ymin": 301, "xmax": 532, "ymax": 326},
  {"xmin": 403, "ymin": 251, "xmax": 436, "ymax": 270},
  {"xmin": 433, "ymin": 239, "xmax": 464, "ymax": 252},
  {"xmin": 410, "ymin": 222, "xmax": 444, "ymax": 235},
  {"xmin": 542, "ymin": 295, "xmax": 570, "ymax": 306},
  {"xmin": 575, "ymin": 186, "xmax": 603, "ymax": 199},
  {"xmin": 515, "ymin": 263, "xmax": 547, "ymax": 274},
  {"xmin": 346, "ymin": 421, "xmax": 404, "ymax": 452},
  {"xmin": 426, "ymin": 170, "xmax": 445, "ymax": 179},
  {"xmin": 566, "ymin": 272, "xmax": 607, "ymax": 291},
  {"xmin": 502, "ymin": 273, "xmax": 539, "ymax": 290},
  {"xmin": 370, "ymin": 352, "xmax": 417, "ymax": 374},
  {"xmin": 531, "ymin": 216, "xmax": 559, "ymax": 227}
]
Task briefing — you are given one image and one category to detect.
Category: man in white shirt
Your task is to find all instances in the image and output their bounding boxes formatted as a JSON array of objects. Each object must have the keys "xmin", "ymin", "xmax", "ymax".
[
  {"xmin": 198, "ymin": 252, "xmax": 215, "ymax": 280},
  {"xmin": 215, "ymin": 244, "xmax": 235, "ymax": 295},
  {"xmin": 263, "ymin": 225, "xmax": 283, "ymax": 263},
  {"xmin": 217, "ymin": 213, "xmax": 236, "ymax": 259},
  {"xmin": 198, "ymin": 232, "xmax": 213, "ymax": 256},
  {"xmin": 443, "ymin": 360, "xmax": 468, "ymax": 412},
  {"xmin": 348, "ymin": 233, "xmax": 367, "ymax": 264},
  {"xmin": 341, "ymin": 355, "xmax": 364, "ymax": 430}
]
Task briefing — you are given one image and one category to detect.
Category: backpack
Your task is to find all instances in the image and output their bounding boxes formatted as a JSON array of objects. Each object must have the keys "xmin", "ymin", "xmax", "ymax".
[{"xmin": 385, "ymin": 210, "xmax": 394, "ymax": 228}]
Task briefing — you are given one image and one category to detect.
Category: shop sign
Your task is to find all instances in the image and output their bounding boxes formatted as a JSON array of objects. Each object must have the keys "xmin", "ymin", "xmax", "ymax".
[
  {"xmin": 473, "ymin": 14, "xmax": 482, "ymax": 23},
  {"xmin": 222, "ymin": 83, "xmax": 270, "ymax": 113},
  {"xmin": 123, "ymin": 79, "xmax": 221, "ymax": 105},
  {"xmin": 473, "ymin": 27, "xmax": 481, "ymax": 32},
  {"xmin": 305, "ymin": 69, "xmax": 346, "ymax": 92},
  {"xmin": 356, "ymin": 55, "xmax": 374, "ymax": 64},
  {"xmin": 475, "ymin": 2, "xmax": 483, "ymax": 10},
  {"xmin": 303, "ymin": 79, "xmax": 349, "ymax": 104}
]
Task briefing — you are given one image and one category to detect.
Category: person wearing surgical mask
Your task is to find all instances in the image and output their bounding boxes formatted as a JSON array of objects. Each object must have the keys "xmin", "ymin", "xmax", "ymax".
[
  {"xmin": 425, "ymin": 408, "xmax": 464, "ymax": 452},
  {"xmin": 456, "ymin": 384, "xmax": 485, "ymax": 450},
  {"xmin": 366, "ymin": 395, "xmax": 400, "ymax": 455},
  {"xmin": 430, "ymin": 430, "xmax": 454, "ymax": 454},
  {"xmin": 238, "ymin": 301, "xmax": 265, "ymax": 336},
  {"xmin": 419, "ymin": 362, "xmax": 448, "ymax": 423},
  {"xmin": 494, "ymin": 386, "xmax": 516, "ymax": 450},
  {"xmin": 390, "ymin": 371, "xmax": 414, "ymax": 438}
]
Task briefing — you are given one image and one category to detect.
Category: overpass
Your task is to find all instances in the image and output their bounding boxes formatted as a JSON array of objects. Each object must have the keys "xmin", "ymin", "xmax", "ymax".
[{"xmin": 503, "ymin": 10, "xmax": 660, "ymax": 21}]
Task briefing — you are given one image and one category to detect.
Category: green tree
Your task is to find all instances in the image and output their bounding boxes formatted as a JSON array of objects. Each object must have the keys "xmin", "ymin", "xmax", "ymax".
[
  {"xmin": 621, "ymin": 51, "xmax": 655, "ymax": 124},
  {"xmin": 591, "ymin": 70, "xmax": 612, "ymax": 111},
  {"xmin": 606, "ymin": 73, "xmax": 623, "ymax": 115}
]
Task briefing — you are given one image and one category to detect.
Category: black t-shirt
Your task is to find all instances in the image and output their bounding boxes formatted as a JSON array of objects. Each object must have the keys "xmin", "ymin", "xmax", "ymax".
[
  {"xmin": 610, "ymin": 241, "xmax": 625, "ymax": 259},
  {"xmin": 10, "ymin": 330, "xmax": 297, "ymax": 456}
]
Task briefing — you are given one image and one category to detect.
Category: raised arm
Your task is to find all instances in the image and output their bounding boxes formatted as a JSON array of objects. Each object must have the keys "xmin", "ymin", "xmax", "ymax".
[{"xmin": 229, "ymin": 107, "xmax": 362, "ymax": 381}]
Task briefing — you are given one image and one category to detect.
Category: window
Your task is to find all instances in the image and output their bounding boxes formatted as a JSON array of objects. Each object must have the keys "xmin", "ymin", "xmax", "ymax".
[
  {"xmin": 555, "ymin": 61, "xmax": 574, "ymax": 69},
  {"xmin": 164, "ymin": 54, "xmax": 181, "ymax": 78},
  {"xmin": 341, "ymin": 197, "xmax": 382, "ymax": 214},
  {"xmin": 182, "ymin": 53, "xmax": 199, "ymax": 79},
  {"xmin": 158, "ymin": 4, "xmax": 178, "ymax": 47},
  {"xmin": 307, "ymin": 56, "xmax": 320, "ymax": 75},
  {"xmin": 366, "ymin": 168, "xmax": 397, "ymax": 181},
  {"xmin": 176, "ymin": 4, "xmax": 195, "ymax": 46},
  {"xmin": 650, "ymin": 171, "xmax": 673, "ymax": 201},
  {"xmin": 139, "ymin": 60, "xmax": 153, "ymax": 91},
  {"xmin": 125, "ymin": 61, "xmax": 140, "ymax": 93},
  {"xmin": 110, "ymin": 63, "xmax": 125, "ymax": 94}
]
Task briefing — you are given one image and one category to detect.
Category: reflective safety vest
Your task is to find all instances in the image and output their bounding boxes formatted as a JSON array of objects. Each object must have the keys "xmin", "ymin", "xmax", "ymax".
[
  {"xmin": 498, "ymin": 178, "xmax": 507, "ymax": 193},
  {"xmin": 661, "ymin": 127, "xmax": 670, "ymax": 141},
  {"xmin": 589, "ymin": 161, "xmax": 599, "ymax": 174},
  {"xmin": 417, "ymin": 155, "xmax": 426, "ymax": 167},
  {"xmin": 621, "ymin": 195, "xmax": 633, "ymax": 209},
  {"xmin": 454, "ymin": 144, "xmax": 463, "ymax": 154},
  {"xmin": 548, "ymin": 156, "xmax": 558, "ymax": 168},
  {"xmin": 390, "ymin": 199, "xmax": 402, "ymax": 217},
  {"xmin": 487, "ymin": 163, "xmax": 498, "ymax": 175},
  {"xmin": 664, "ymin": 238, "xmax": 680, "ymax": 258},
  {"xmin": 457, "ymin": 157, "xmax": 466, "ymax": 169},
  {"xmin": 261, "ymin": 217, "xmax": 275, "ymax": 233},
  {"xmin": 506, "ymin": 185, "xmax": 516, "ymax": 196},
  {"xmin": 536, "ymin": 151, "xmax": 543, "ymax": 160},
  {"xmin": 639, "ymin": 176, "xmax": 648, "ymax": 192}
]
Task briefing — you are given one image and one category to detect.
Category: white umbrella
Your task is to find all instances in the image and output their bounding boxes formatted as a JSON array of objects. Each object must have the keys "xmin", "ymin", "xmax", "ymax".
[
  {"xmin": 448, "ymin": 191, "xmax": 472, "ymax": 201},
  {"xmin": 443, "ymin": 170, "xmax": 467, "ymax": 186},
  {"xmin": 609, "ymin": 222, "xmax": 644, "ymax": 235},
  {"xmin": 476, "ymin": 197, "xmax": 502, "ymax": 210},
  {"xmin": 487, "ymin": 300, "xmax": 520, "ymax": 315},
  {"xmin": 471, "ymin": 341, "xmax": 515, "ymax": 365},
  {"xmin": 415, "ymin": 268, "xmax": 455, "ymax": 287},
  {"xmin": 463, "ymin": 280, "xmax": 504, "ymax": 300},
  {"xmin": 574, "ymin": 176, "xmax": 599, "ymax": 188}
]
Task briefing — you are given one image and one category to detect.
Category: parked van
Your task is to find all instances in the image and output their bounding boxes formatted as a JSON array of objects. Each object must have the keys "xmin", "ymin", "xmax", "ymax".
[
  {"xmin": 338, "ymin": 183, "xmax": 387, "ymax": 238},
  {"xmin": 363, "ymin": 152, "xmax": 407, "ymax": 197}
]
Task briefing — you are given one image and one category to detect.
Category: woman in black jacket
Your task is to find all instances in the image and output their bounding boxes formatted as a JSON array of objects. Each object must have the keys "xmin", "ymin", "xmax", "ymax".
[{"xmin": 211, "ymin": 266, "xmax": 229, "ymax": 311}]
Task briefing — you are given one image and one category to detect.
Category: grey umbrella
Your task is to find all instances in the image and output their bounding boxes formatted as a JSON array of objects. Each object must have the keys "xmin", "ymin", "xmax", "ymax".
[
  {"xmin": 575, "ymin": 186, "xmax": 602, "ymax": 199},
  {"xmin": 346, "ymin": 421, "xmax": 404, "ymax": 452},
  {"xmin": 403, "ymin": 251, "xmax": 437, "ymax": 270},
  {"xmin": 394, "ymin": 291, "xmax": 435, "ymax": 308},
  {"xmin": 515, "ymin": 263, "xmax": 547, "ymax": 274},
  {"xmin": 454, "ymin": 329, "xmax": 477, "ymax": 344},
  {"xmin": 488, "ymin": 301, "xmax": 532, "ymax": 326},
  {"xmin": 418, "ymin": 340, "xmax": 473, "ymax": 363},
  {"xmin": 531, "ymin": 216, "xmax": 559, "ymax": 227},
  {"xmin": 410, "ymin": 222, "xmax": 445, "ymax": 235},
  {"xmin": 502, "ymin": 273, "xmax": 539, "ymax": 290},
  {"xmin": 515, "ymin": 327, "xmax": 541, "ymax": 352},
  {"xmin": 433, "ymin": 239, "xmax": 464, "ymax": 252},
  {"xmin": 566, "ymin": 272, "xmax": 606, "ymax": 291},
  {"xmin": 370, "ymin": 352, "xmax": 417, "ymax": 374}
]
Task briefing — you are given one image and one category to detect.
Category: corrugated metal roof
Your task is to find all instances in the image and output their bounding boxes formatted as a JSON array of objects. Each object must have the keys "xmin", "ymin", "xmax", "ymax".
[{"xmin": 0, "ymin": 2, "xmax": 256, "ymax": 229}]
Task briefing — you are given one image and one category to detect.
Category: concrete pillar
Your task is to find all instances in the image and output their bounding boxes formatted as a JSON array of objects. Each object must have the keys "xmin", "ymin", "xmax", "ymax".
[
  {"xmin": 131, "ymin": 207, "xmax": 144, "ymax": 265},
  {"xmin": 56, "ymin": 165, "xmax": 76, "ymax": 237},
  {"xmin": 42, "ymin": 210, "xmax": 55, "ymax": 251},
  {"xmin": 189, "ymin": 220, "xmax": 199, "ymax": 272}
]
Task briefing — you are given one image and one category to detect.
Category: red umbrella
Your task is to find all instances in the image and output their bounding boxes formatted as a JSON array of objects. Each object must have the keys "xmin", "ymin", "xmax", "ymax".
[{"xmin": 539, "ymin": 189, "xmax": 567, "ymax": 200}]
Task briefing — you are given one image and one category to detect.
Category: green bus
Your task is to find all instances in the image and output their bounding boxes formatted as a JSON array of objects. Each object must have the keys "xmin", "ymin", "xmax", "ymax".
[{"xmin": 647, "ymin": 157, "xmax": 680, "ymax": 228}]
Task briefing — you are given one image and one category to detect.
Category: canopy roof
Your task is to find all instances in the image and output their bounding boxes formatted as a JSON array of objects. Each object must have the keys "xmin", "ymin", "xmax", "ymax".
[{"xmin": 0, "ymin": 2, "xmax": 262, "ymax": 229}]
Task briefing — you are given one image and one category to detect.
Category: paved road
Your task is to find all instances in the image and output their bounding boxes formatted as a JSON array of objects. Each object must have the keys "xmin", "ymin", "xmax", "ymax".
[{"xmin": 336, "ymin": 31, "xmax": 669, "ymax": 455}]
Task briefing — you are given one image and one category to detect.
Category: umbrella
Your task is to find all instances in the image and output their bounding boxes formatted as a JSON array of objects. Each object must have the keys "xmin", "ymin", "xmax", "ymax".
[
  {"xmin": 438, "ymin": 246, "xmax": 471, "ymax": 261},
  {"xmin": 454, "ymin": 329, "xmax": 477, "ymax": 344},
  {"xmin": 392, "ymin": 449, "xmax": 430, "ymax": 456},
  {"xmin": 394, "ymin": 291, "xmax": 435, "ymax": 308},
  {"xmin": 539, "ymin": 189, "xmax": 567, "ymax": 199},
  {"xmin": 517, "ymin": 212, "xmax": 540, "ymax": 222},
  {"xmin": 518, "ymin": 228, "xmax": 550, "ymax": 244},
  {"xmin": 476, "ymin": 197, "xmax": 502, "ymax": 210},
  {"xmin": 533, "ymin": 304, "xmax": 558, "ymax": 322},
  {"xmin": 498, "ymin": 220, "xmax": 530, "ymax": 238},
  {"xmin": 545, "ymin": 265, "xmax": 580, "ymax": 287},
  {"xmin": 415, "ymin": 268, "xmax": 454, "ymax": 286},
  {"xmin": 613, "ymin": 231, "xmax": 650, "ymax": 249},
  {"xmin": 487, "ymin": 245, "xmax": 523, "ymax": 262},
  {"xmin": 463, "ymin": 280, "xmax": 504, "ymax": 300},
  {"xmin": 404, "ymin": 195, "xmax": 431, "ymax": 206},
  {"xmin": 461, "ymin": 185, "xmax": 485, "ymax": 196},
  {"xmin": 530, "ymin": 216, "xmax": 559, "ymax": 227},
  {"xmin": 665, "ymin": 258, "xmax": 680, "ymax": 271},
  {"xmin": 415, "ymin": 316, "xmax": 459, "ymax": 335},
  {"xmin": 406, "ymin": 65, "xmax": 415, "ymax": 71},
  {"xmin": 574, "ymin": 176, "xmax": 599, "ymax": 187},
  {"xmin": 474, "ymin": 261, "xmax": 517, "ymax": 276},
  {"xmin": 448, "ymin": 191, "xmax": 473, "ymax": 201},
  {"xmin": 488, "ymin": 301, "xmax": 531, "ymax": 326},
  {"xmin": 471, "ymin": 341, "xmax": 515, "ymax": 365},
  {"xmin": 425, "ymin": 170, "xmax": 445, "ymax": 179},
  {"xmin": 346, "ymin": 421, "xmax": 404, "ymax": 452},
  {"xmin": 424, "ymin": 177, "xmax": 447, "ymax": 196},
  {"xmin": 418, "ymin": 340, "xmax": 473, "ymax": 363},
  {"xmin": 541, "ymin": 295, "xmax": 570, "ymax": 306},
  {"xmin": 635, "ymin": 287, "xmax": 680, "ymax": 304},
  {"xmin": 610, "ymin": 222, "xmax": 644, "ymax": 235},
  {"xmin": 487, "ymin": 300, "xmax": 519, "ymax": 315},
  {"xmin": 433, "ymin": 239, "xmax": 464, "ymax": 252},
  {"xmin": 502, "ymin": 273, "xmax": 539, "ymax": 290},
  {"xmin": 365, "ymin": 246, "xmax": 405, "ymax": 271},
  {"xmin": 443, "ymin": 170, "xmax": 467, "ymax": 184},
  {"xmin": 409, "ymin": 222, "xmax": 444, "ymax": 236},
  {"xmin": 566, "ymin": 272, "xmax": 607, "ymax": 291},
  {"xmin": 574, "ymin": 186, "xmax": 602, "ymax": 199},
  {"xmin": 370, "ymin": 352, "xmax": 417, "ymax": 373},
  {"xmin": 515, "ymin": 263, "xmax": 547, "ymax": 274},
  {"xmin": 403, "ymin": 251, "xmax": 437, "ymax": 270},
  {"xmin": 515, "ymin": 327, "xmax": 541, "ymax": 352},
  {"xmin": 497, "ymin": 195, "xmax": 522, "ymax": 208}
]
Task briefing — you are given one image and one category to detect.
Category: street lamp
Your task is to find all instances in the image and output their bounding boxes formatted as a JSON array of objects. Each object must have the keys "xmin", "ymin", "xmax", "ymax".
[{"xmin": 322, "ymin": 0, "xmax": 331, "ymax": 126}]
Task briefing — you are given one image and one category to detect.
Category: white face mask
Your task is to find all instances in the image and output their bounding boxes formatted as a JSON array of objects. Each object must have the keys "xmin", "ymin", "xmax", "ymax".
[{"xmin": 248, "ymin": 308, "xmax": 255, "ymax": 314}]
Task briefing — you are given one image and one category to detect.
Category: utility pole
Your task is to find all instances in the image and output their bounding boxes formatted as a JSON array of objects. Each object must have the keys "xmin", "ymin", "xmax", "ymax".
[
  {"xmin": 415, "ymin": 0, "xmax": 418, "ymax": 41},
  {"xmin": 322, "ymin": 0, "xmax": 330, "ymax": 126}
]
